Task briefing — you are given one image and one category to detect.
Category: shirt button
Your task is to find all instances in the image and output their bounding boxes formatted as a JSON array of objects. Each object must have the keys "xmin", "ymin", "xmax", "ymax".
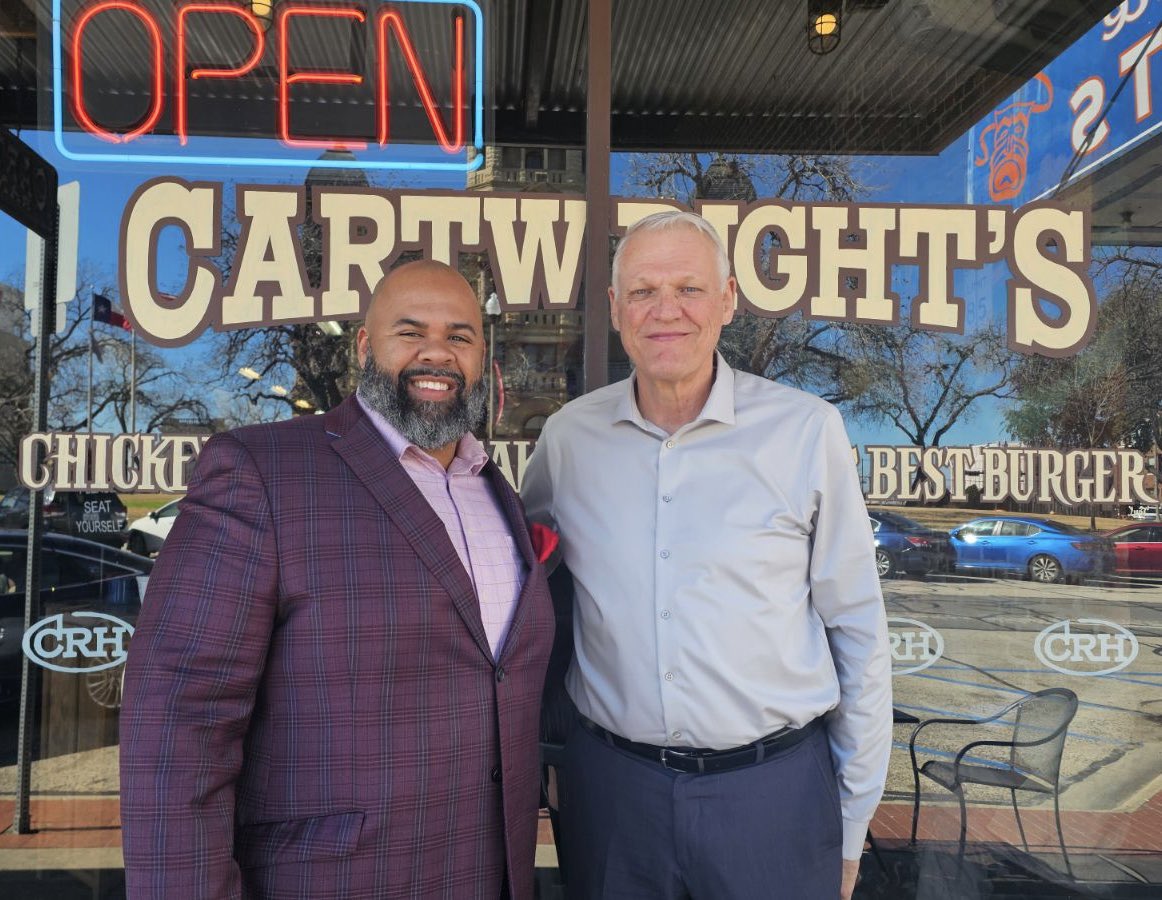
[
  {"xmin": 495, "ymin": 667, "xmax": 506, "ymax": 683},
  {"xmin": 662, "ymin": 495, "xmax": 673, "ymax": 503},
  {"xmin": 660, "ymin": 610, "xmax": 671, "ymax": 619},
  {"xmin": 672, "ymin": 731, "xmax": 683, "ymax": 740},
  {"xmin": 664, "ymin": 671, "xmax": 674, "ymax": 681},
  {"xmin": 660, "ymin": 550, "xmax": 670, "ymax": 559},
  {"xmin": 665, "ymin": 440, "xmax": 675, "ymax": 449}
]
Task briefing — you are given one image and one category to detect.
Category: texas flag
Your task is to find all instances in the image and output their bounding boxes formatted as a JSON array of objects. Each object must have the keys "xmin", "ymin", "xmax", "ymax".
[{"xmin": 93, "ymin": 294, "xmax": 132, "ymax": 331}]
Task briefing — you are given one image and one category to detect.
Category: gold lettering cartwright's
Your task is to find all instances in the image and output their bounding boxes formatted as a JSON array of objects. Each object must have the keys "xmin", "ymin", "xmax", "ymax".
[{"xmin": 119, "ymin": 180, "xmax": 1097, "ymax": 357}]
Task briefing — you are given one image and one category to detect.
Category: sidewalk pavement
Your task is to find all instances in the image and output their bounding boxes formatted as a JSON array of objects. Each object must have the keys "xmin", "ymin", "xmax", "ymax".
[{"xmin": 0, "ymin": 795, "xmax": 1158, "ymax": 878}]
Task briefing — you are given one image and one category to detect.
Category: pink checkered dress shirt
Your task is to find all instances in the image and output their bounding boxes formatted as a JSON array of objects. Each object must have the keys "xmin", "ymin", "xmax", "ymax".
[{"xmin": 358, "ymin": 397, "xmax": 526, "ymax": 657}]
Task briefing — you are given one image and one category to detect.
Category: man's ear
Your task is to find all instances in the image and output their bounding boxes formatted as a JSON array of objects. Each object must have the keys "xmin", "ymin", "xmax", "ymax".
[
  {"xmin": 356, "ymin": 327, "xmax": 370, "ymax": 367},
  {"xmin": 608, "ymin": 286, "xmax": 621, "ymax": 333},
  {"xmin": 721, "ymin": 276, "xmax": 738, "ymax": 326}
]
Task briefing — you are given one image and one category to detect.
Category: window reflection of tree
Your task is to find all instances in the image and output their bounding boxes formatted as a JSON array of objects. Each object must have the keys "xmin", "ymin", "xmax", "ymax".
[{"xmin": 1009, "ymin": 246, "xmax": 1162, "ymax": 452}]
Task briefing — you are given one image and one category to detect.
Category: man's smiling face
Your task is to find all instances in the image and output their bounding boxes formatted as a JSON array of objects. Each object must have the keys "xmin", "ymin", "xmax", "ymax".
[
  {"xmin": 356, "ymin": 261, "xmax": 486, "ymax": 453},
  {"xmin": 609, "ymin": 225, "xmax": 736, "ymax": 394}
]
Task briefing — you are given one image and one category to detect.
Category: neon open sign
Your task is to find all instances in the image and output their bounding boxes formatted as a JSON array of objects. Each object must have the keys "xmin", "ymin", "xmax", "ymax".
[{"xmin": 52, "ymin": 0, "xmax": 484, "ymax": 171}]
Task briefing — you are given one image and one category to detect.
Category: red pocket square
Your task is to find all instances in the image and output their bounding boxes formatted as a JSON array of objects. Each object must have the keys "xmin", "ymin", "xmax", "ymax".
[{"xmin": 530, "ymin": 523, "xmax": 559, "ymax": 564}]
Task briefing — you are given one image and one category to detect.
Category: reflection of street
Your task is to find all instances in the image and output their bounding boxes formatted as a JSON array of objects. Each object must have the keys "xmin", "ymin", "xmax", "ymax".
[
  {"xmin": 884, "ymin": 574, "xmax": 1162, "ymax": 848},
  {"xmin": 0, "ymin": 744, "xmax": 123, "ymax": 876}
]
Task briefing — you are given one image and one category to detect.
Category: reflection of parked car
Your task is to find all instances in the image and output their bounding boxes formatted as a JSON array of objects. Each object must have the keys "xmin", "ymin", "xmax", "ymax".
[
  {"xmin": 0, "ymin": 531, "xmax": 152, "ymax": 706},
  {"xmin": 127, "ymin": 498, "xmax": 181, "ymax": 555},
  {"xmin": 948, "ymin": 516, "xmax": 1113, "ymax": 583},
  {"xmin": 868, "ymin": 510, "xmax": 956, "ymax": 578},
  {"xmin": 0, "ymin": 487, "xmax": 129, "ymax": 548},
  {"xmin": 1104, "ymin": 523, "xmax": 1162, "ymax": 576}
]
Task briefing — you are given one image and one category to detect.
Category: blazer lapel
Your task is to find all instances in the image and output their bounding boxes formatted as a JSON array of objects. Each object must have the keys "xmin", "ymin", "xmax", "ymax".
[
  {"xmin": 326, "ymin": 399, "xmax": 493, "ymax": 662},
  {"xmin": 483, "ymin": 460, "xmax": 543, "ymax": 662}
]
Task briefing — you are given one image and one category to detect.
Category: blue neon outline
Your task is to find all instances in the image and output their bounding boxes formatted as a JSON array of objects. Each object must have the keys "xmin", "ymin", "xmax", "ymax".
[{"xmin": 52, "ymin": 0, "xmax": 485, "ymax": 171}]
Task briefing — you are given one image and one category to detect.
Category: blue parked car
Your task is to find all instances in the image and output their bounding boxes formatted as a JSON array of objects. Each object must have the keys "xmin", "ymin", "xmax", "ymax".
[
  {"xmin": 948, "ymin": 516, "xmax": 1113, "ymax": 583},
  {"xmin": 868, "ymin": 511, "xmax": 956, "ymax": 579}
]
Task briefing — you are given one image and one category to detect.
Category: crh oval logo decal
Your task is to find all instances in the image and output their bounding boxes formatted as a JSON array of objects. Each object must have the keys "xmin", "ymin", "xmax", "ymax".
[
  {"xmin": 1034, "ymin": 618, "xmax": 1138, "ymax": 677},
  {"xmin": 886, "ymin": 616, "xmax": 944, "ymax": 676},
  {"xmin": 22, "ymin": 612, "xmax": 134, "ymax": 673}
]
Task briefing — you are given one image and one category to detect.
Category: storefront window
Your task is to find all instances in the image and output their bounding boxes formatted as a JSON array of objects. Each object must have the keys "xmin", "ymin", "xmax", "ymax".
[{"xmin": 2, "ymin": 0, "xmax": 1161, "ymax": 895}]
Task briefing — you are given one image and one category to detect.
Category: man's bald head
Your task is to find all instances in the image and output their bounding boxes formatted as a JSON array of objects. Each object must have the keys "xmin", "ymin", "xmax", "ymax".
[{"xmin": 364, "ymin": 259, "xmax": 481, "ymax": 342}]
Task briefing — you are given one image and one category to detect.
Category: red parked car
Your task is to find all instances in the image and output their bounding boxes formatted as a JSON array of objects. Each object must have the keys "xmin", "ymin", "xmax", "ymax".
[{"xmin": 1104, "ymin": 523, "xmax": 1162, "ymax": 576}]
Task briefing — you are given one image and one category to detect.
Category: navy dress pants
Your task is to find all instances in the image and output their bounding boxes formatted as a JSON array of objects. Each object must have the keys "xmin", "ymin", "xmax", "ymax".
[{"xmin": 558, "ymin": 718, "xmax": 843, "ymax": 900}]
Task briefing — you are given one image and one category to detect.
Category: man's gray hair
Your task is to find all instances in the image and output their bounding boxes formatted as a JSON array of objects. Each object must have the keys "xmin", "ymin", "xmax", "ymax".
[{"xmin": 611, "ymin": 210, "xmax": 731, "ymax": 292}]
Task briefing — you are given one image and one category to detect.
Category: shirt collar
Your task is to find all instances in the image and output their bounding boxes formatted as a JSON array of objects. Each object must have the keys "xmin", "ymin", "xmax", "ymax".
[
  {"xmin": 356, "ymin": 394, "xmax": 489, "ymax": 474},
  {"xmin": 614, "ymin": 351, "xmax": 737, "ymax": 429}
]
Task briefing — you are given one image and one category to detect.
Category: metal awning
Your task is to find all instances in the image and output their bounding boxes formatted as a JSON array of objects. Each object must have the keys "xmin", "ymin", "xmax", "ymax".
[
  {"xmin": 0, "ymin": 0, "xmax": 1117, "ymax": 155},
  {"xmin": 493, "ymin": 0, "xmax": 1118, "ymax": 154}
]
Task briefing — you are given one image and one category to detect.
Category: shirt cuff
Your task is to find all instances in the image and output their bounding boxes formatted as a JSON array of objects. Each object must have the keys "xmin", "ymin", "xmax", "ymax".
[{"xmin": 842, "ymin": 818, "xmax": 870, "ymax": 861}]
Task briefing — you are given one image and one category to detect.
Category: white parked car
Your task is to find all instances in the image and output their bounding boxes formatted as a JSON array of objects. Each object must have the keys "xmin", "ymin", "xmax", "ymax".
[{"xmin": 126, "ymin": 499, "xmax": 181, "ymax": 556}]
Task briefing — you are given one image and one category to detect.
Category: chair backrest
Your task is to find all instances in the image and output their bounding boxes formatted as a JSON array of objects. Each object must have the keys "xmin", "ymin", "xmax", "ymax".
[{"xmin": 1010, "ymin": 688, "xmax": 1078, "ymax": 787}]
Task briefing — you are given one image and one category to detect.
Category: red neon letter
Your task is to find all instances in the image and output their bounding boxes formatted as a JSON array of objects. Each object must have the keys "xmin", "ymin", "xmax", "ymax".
[
  {"xmin": 176, "ymin": 3, "xmax": 265, "ymax": 146},
  {"xmin": 70, "ymin": 1, "xmax": 164, "ymax": 143},
  {"xmin": 279, "ymin": 5, "xmax": 367, "ymax": 149},
  {"xmin": 376, "ymin": 9, "xmax": 465, "ymax": 152}
]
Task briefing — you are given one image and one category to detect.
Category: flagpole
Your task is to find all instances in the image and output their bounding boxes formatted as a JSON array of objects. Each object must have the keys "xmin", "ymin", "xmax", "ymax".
[
  {"xmin": 129, "ymin": 327, "xmax": 136, "ymax": 432},
  {"xmin": 87, "ymin": 294, "xmax": 94, "ymax": 433}
]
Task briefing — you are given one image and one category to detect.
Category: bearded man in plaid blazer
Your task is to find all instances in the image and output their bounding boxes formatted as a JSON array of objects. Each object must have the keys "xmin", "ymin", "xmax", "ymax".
[{"xmin": 121, "ymin": 260, "xmax": 555, "ymax": 900}]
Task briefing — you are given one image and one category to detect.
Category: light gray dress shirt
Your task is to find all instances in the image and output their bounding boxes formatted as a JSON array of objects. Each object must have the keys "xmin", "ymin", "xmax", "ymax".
[{"xmin": 521, "ymin": 353, "xmax": 893, "ymax": 859}]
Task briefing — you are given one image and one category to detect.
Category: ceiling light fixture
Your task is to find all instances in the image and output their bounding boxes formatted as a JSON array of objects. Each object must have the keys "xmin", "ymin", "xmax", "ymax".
[
  {"xmin": 250, "ymin": 0, "xmax": 274, "ymax": 32},
  {"xmin": 807, "ymin": 0, "xmax": 844, "ymax": 56}
]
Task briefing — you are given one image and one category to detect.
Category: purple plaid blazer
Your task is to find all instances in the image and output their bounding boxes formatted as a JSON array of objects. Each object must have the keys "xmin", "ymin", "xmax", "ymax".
[{"xmin": 121, "ymin": 397, "xmax": 554, "ymax": 900}]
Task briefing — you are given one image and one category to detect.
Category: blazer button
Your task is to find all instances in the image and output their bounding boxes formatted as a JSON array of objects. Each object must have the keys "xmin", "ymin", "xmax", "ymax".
[
  {"xmin": 496, "ymin": 667, "xmax": 506, "ymax": 683},
  {"xmin": 491, "ymin": 766, "xmax": 502, "ymax": 783}
]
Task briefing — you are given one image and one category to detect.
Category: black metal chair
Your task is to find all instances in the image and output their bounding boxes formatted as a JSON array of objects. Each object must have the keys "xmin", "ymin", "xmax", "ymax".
[
  {"xmin": 908, "ymin": 687, "xmax": 1078, "ymax": 876},
  {"xmin": 864, "ymin": 708, "xmax": 924, "ymax": 872}
]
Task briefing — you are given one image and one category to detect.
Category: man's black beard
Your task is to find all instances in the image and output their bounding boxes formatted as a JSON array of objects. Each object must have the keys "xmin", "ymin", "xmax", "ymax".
[{"xmin": 357, "ymin": 349, "xmax": 487, "ymax": 452}]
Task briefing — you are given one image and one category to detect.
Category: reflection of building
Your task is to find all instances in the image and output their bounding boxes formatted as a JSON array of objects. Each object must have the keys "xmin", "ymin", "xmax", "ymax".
[
  {"xmin": 467, "ymin": 146, "xmax": 585, "ymax": 437},
  {"xmin": 699, "ymin": 154, "xmax": 757, "ymax": 203},
  {"xmin": 468, "ymin": 146, "xmax": 584, "ymax": 192}
]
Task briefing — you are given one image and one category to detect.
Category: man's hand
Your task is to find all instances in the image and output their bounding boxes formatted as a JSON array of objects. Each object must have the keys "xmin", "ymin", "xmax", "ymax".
[{"xmin": 840, "ymin": 858, "xmax": 860, "ymax": 899}]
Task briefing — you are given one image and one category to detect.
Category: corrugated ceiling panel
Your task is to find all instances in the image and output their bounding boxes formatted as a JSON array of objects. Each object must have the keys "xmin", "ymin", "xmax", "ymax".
[{"xmin": 0, "ymin": 0, "xmax": 1119, "ymax": 153}]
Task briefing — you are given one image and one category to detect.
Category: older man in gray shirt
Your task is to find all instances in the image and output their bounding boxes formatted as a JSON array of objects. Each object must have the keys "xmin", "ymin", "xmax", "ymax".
[{"xmin": 521, "ymin": 210, "xmax": 892, "ymax": 900}]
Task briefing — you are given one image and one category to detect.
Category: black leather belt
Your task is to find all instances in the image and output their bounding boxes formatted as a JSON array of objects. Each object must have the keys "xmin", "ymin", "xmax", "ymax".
[{"xmin": 580, "ymin": 716, "xmax": 822, "ymax": 774}]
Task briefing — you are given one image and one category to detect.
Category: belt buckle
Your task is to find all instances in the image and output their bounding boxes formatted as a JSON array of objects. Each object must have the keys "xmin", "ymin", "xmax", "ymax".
[{"xmin": 659, "ymin": 747, "xmax": 700, "ymax": 773}]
